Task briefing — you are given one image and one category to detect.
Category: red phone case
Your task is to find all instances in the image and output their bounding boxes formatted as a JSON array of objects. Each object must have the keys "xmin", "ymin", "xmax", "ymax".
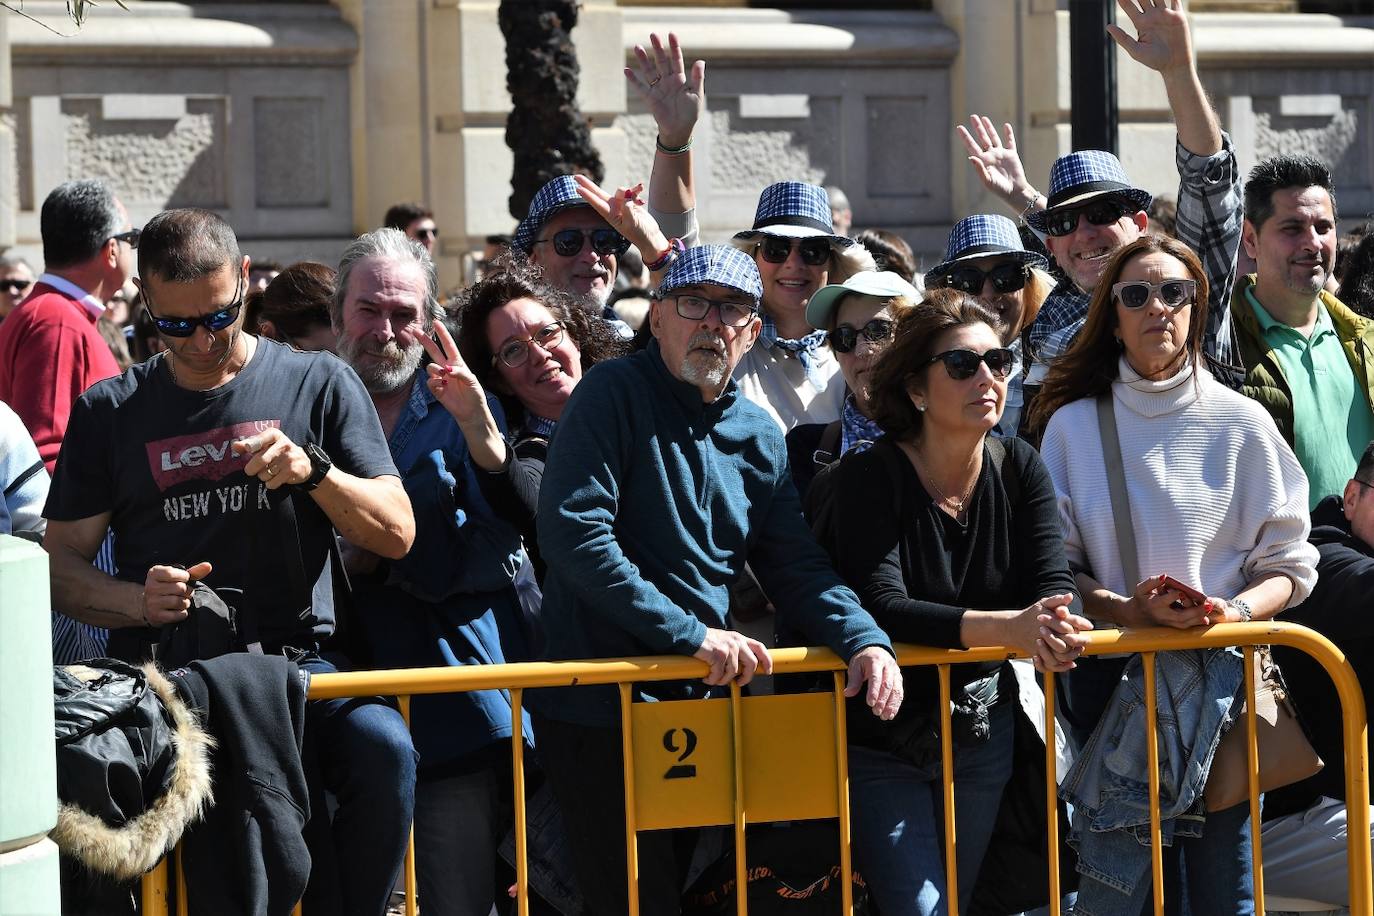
[{"xmin": 1159, "ymin": 574, "xmax": 1206, "ymax": 606}]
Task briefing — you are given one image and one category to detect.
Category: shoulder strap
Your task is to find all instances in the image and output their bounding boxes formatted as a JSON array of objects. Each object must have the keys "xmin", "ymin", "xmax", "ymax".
[
  {"xmin": 984, "ymin": 436, "xmax": 1020, "ymax": 506},
  {"xmin": 812, "ymin": 420, "xmax": 842, "ymax": 469},
  {"xmin": 1095, "ymin": 392, "xmax": 1140, "ymax": 591}
]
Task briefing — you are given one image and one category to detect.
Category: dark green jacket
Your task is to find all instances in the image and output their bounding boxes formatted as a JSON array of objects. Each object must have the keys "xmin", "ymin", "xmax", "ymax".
[{"xmin": 1229, "ymin": 274, "xmax": 1374, "ymax": 446}]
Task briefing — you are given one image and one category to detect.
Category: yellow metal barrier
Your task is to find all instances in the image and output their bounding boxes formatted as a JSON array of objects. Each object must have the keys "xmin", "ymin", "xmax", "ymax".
[{"xmin": 139, "ymin": 621, "xmax": 1370, "ymax": 916}]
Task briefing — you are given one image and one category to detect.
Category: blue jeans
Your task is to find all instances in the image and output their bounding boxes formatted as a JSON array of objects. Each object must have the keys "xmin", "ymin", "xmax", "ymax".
[
  {"xmin": 300, "ymin": 654, "xmax": 419, "ymax": 916},
  {"xmin": 849, "ymin": 700, "xmax": 1014, "ymax": 916},
  {"xmin": 1071, "ymin": 801, "xmax": 1254, "ymax": 916}
]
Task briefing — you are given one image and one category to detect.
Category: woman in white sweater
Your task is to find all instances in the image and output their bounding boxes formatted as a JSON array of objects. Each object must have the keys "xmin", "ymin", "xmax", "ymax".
[{"xmin": 1031, "ymin": 235, "xmax": 1317, "ymax": 915}]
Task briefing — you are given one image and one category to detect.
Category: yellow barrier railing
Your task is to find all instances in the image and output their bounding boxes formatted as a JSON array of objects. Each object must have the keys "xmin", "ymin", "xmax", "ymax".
[{"xmin": 139, "ymin": 621, "xmax": 1370, "ymax": 916}]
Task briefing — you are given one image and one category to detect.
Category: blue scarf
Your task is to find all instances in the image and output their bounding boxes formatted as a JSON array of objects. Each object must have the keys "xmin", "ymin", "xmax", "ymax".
[
  {"xmin": 840, "ymin": 394, "xmax": 884, "ymax": 456},
  {"xmin": 759, "ymin": 315, "xmax": 829, "ymax": 390},
  {"xmin": 522, "ymin": 414, "xmax": 558, "ymax": 440}
]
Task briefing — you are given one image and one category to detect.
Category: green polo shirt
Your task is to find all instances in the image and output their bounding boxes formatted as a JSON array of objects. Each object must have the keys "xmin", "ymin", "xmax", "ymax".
[{"xmin": 1247, "ymin": 287, "xmax": 1374, "ymax": 508}]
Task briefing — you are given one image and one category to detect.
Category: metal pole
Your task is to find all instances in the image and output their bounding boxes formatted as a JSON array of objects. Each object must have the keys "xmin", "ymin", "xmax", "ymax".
[{"xmin": 1069, "ymin": 0, "xmax": 1118, "ymax": 153}]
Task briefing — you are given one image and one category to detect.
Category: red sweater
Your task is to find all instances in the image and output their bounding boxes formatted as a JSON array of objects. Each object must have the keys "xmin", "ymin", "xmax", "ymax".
[{"xmin": 0, "ymin": 283, "xmax": 120, "ymax": 472}]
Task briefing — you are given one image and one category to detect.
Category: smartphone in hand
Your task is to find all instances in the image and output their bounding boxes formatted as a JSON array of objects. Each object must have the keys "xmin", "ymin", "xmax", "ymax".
[{"xmin": 1158, "ymin": 574, "xmax": 1207, "ymax": 608}]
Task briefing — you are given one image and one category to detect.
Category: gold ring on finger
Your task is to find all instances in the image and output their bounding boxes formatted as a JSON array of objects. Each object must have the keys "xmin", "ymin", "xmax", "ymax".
[{"xmin": 266, "ymin": 466, "xmax": 276, "ymax": 478}]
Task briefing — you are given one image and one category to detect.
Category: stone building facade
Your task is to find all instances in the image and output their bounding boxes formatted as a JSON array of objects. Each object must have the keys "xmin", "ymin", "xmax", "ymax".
[{"xmin": 1, "ymin": 1, "xmax": 1372, "ymax": 289}]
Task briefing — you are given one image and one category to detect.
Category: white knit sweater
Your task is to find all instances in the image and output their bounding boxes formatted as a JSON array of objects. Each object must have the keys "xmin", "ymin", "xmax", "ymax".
[{"xmin": 1041, "ymin": 358, "xmax": 1318, "ymax": 606}]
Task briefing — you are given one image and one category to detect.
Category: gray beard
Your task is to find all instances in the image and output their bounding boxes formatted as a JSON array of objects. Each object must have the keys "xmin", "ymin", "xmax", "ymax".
[
  {"xmin": 337, "ymin": 334, "xmax": 423, "ymax": 394},
  {"xmin": 679, "ymin": 332, "xmax": 730, "ymax": 391}
]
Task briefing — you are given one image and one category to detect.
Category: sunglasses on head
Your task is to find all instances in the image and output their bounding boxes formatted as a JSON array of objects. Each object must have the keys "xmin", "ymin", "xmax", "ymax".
[
  {"xmin": 758, "ymin": 236, "xmax": 832, "ymax": 267},
  {"xmin": 1111, "ymin": 278, "xmax": 1197, "ymax": 310},
  {"xmin": 0, "ymin": 279, "xmax": 31, "ymax": 293},
  {"xmin": 936, "ymin": 262, "xmax": 1029, "ymax": 295},
  {"xmin": 1043, "ymin": 198, "xmax": 1131, "ymax": 238},
  {"xmin": 145, "ymin": 277, "xmax": 246, "ymax": 338},
  {"xmin": 829, "ymin": 318, "xmax": 894, "ymax": 354},
  {"xmin": 534, "ymin": 228, "xmax": 630, "ymax": 259},
  {"xmin": 924, "ymin": 347, "xmax": 1016, "ymax": 381}
]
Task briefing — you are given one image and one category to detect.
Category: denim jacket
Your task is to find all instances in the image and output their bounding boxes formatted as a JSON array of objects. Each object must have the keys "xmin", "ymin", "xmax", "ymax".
[
  {"xmin": 1061, "ymin": 647, "xmax": 1244, "ymax": 898},
  {"xmin": 353, "ymin": 375, "xmax": 531, "ymax": 769}
]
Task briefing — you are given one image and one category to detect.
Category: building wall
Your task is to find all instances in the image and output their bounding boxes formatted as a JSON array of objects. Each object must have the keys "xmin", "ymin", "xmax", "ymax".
[{"xmin": 2, "ymin": 3, "xmax": 1372, "ymax": 285}]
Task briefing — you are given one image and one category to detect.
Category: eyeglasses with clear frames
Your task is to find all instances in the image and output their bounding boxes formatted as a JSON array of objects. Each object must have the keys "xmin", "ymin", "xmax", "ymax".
[{"xmin": 495, "ymin": 321, "xmax": 566, "ymax": 369}]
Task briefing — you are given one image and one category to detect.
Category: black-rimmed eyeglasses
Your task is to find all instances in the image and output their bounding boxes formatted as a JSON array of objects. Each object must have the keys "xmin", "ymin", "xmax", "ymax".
[{"xmin": 666, "ymin": 294, "xmax": 758, "ymax": 328}]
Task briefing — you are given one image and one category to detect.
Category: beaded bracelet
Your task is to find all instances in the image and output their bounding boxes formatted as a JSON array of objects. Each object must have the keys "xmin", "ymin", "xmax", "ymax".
[
  {"xmin": 645, "ymin": 237, "xmax": 686, "ymax": 271},
  {"xmin": 655, "ymin": 134, "xmax": 693, "ymax": 156}
]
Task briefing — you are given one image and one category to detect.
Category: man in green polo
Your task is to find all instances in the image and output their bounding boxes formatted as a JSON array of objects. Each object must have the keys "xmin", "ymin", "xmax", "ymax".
[{"xmin": 1231, "ymin": 154, "xmax": 1374, "ymax": 508}]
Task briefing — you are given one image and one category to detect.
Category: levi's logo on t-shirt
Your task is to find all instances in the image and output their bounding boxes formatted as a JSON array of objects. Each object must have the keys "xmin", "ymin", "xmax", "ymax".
[{"xmin": 146, "ymin": 420, "xmax": 282, "ymax": 491}]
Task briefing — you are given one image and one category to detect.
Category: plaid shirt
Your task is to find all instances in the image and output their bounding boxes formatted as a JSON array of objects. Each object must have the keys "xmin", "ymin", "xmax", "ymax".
[{"xmin": 1027, "ymin": 135, "xmax": 1243, "ymax": 385}]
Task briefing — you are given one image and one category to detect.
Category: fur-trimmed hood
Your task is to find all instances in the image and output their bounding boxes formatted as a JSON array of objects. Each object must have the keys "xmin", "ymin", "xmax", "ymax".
[{"xmin": 52, "ymin": 662, "xmax": 214, "ymax": 880}]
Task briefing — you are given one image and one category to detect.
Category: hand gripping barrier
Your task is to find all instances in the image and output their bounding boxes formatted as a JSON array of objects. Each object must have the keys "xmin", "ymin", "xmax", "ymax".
[{"xmin": 140, "ymin": 621, "xmax": 1371, "ymax": 916}]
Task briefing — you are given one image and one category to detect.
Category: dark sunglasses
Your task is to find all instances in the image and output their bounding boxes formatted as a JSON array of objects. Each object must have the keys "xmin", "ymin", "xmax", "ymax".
[
  {"xmin": 829, "ymin": 318, "xmax": 894, "ymax": 354},
  {"xmin": 144, "ymin": 277, "xmax": 245, "ymax": 338},
  {"xmin": 1043, "ymin": 199, "xmax": 1130, "ymax": 238},
  {"xmin": 936, "ymin": 262, "xmax": 1029, "ymax": 295},
  {"xmin": 534, "ymin": 228, "xmax": 630, "ymax": 259},
  {"xmin": 758, "ymin": 236, "xmax": 831, "ymax": 267},
  {"xmin": 0, "ymin": 279, "xmax": 32, "ymax": 293},
  {"xmin": 414, "ymin": 227, "xmax": 438, "ymax": 240},
  {"xmin": 924, "ymin": 347, "xmax": 1016, "ymax": 380},
  {"xmin": 669, "ymin": 294, "xmax": 758, "ymax": 328},
  {"xmin": 1111, "ymin": 278, "xmax": 1196, "ymax": 310},
  {"xmin": 110, "ymin": 228, "xmax": 141, "ymax": 249}
]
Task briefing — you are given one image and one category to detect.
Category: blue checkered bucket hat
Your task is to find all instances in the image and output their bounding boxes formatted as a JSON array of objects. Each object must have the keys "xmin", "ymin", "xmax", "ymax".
[
  {"xmin": 731, "ymin": 181, "xmax": 855, "ymax": 246},
  {"xmin": 1024, "ymin": 150, "xmax": 1153, "ymax": 234},
  {"xmin": 656, "ymin": 245, "xmax": 763, "ymax": 303},
  {"xmin": 924, "ymin": 214, "xmax": 1048, "ymax": 285},
  {"xmin": 512, "ymin": 176, "xmax": 592, "ymax": 254}
]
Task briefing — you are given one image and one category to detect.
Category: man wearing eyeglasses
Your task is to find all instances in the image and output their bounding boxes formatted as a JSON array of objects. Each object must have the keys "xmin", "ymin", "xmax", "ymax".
[
  {"xmin": 533, "ymin": 245, "xmax": 903, "ymax": 914},
  {"xmin": 332, "ymin": 227, "xmax": 534, "ymax": 916},
  {"xmin": 0, "ymin": 255, "xmax": 35, "ymax": 324},
  {"xmin": 0, "ymin": 180, "xmax": 135, "ymax": 472},
  {"xmin": 960, "ymin": 0, "xmax": 1242, "ymax": 400},
  {"xmin": 42, "ymin": 208, "xmax": 421, "ymax": 916}
]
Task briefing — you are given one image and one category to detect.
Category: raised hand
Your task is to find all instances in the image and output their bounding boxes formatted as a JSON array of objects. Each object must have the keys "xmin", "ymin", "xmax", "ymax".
[
  {"xmin": 956, "ymin": 114, "xmax": 1038, "ymax": 211},
  {"xmin": 418, "ymin": 320, "xmax": 489, "ymax": 429},
  {"xmin": 1107, "ymin": 0, "xmax": 1194, "ymax": 77},
  {"xmin": 573, "ymin": 175, "xmax": 670, "ymax": 262},
  {"xmin": 626, "ymin": 32, "xmax": 705, "ymax": 149}
]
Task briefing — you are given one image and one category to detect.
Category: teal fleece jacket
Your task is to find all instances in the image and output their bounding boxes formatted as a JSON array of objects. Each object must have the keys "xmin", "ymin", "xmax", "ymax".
[{"xmin": 534, "ymin": 341, "xmax": 892, "ymax": 725}]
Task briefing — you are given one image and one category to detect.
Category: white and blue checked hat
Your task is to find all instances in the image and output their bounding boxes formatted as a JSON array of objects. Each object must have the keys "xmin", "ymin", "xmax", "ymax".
[
  {"xmin": 656, "ymin": 245, "xmax": 763, "ymax": 303},
  {"xmin": 731, "ymin": 181, "xmax": 855, "ymax": 246},
  {"xmin": 1025, "ymin": 150, "xmax": 1152, "ymax": 234},
  {"xmin": 924, "ymin": 214, "xmax": 1048, "ymax": 285},
  {"xmin": 512, "ymin": 176, "xmax": 593, "ymax": 254}
]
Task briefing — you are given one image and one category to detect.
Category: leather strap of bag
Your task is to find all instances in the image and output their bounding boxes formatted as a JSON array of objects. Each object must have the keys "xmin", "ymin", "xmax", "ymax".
[{"xmin": 1096, "ymin": 392, "xmax": 1141, "ymax": 593}]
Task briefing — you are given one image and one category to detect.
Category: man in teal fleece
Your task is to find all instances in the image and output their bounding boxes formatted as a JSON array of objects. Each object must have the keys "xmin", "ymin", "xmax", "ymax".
[{"xmin": 534, "ymin": 243, "xmax": 903, "ymax": 914}]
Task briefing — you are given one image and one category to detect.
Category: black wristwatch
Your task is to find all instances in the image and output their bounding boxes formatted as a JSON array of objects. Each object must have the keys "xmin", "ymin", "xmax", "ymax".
[{"xmin": 299, "ymin": 443, "xmax": 332, "ymax": 492}]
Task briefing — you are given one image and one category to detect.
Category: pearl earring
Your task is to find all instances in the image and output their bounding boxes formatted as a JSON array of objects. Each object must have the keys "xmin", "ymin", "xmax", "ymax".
[{"xmin": 917, "ymin": 403, "xmax": 927, "ymax": 412}]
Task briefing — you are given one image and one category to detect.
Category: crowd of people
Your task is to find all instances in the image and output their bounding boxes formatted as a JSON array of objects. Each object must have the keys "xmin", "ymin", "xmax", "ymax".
[{"xmin": 5, "ymin": 4, "xmax": 1374, "ymax": 915}]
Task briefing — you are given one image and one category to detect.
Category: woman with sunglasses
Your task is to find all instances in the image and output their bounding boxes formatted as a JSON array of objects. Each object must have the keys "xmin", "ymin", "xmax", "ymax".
[
  {"xmin": 818, "ymin": 289, "xmax": 1090, "ymax": 916},
  {"xmin": 784, "ymin": 271, "xmax": 917, "ymax": 501},
  {"xmin": 1031, "ymin": 236, "xmax": 1317, "ymax": 915},
  {"xmin": 437, "ymin": 254, "xmax": 628, "ymax": 579},
  {"xmin": 728, "ymin": 181, "xmax": 876, "ymax": 432}
]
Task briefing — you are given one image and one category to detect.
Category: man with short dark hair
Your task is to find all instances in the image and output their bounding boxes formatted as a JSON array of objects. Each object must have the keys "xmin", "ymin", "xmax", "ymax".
[
  {"xmin": 534, "ymin": 244, "xmax": 903, "ymax": 914},
  {"xmin": 383, "ymin": 201, "xmax": 439, "ymax": 255},
  {"xmin": 41, "ymin": 207, "xmax": 419, "ymax": 915},
  {"xmin": 1230, "ymin": 154, "xmax": 1374, "ymax": 508},
  {"xmin": 332, "ymin": 227, "xmax": 532, "ymax": 916},
  {"xmin": 962, "ymin": 1, "xmax": 1241, "ymax": 390},
  {"xmin": 1261, "ymin": 441, "xmax": 1374, "ymax": 908},
  {"xmin": 0, "ymin": 255, "xmax": 35, "ymax": 323},
  {"xmin": 0, "ymin": 180, "xmax": 133, "ymax": 470}
]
